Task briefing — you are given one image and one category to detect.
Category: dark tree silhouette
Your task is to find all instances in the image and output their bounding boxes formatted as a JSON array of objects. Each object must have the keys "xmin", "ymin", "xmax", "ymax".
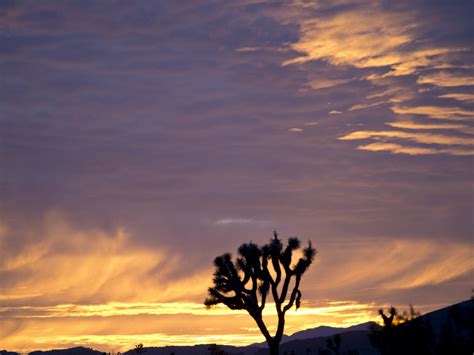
[
  {"xmin": 204, "ymin": 231, "xmax": 316, "ymax": 355},
  {"xmin": 326, "ymin": 334, "xmax": 341, "ymax": 355},
  {"xmin": 379, "ymin": 306, "xmax": 397, "ymax": 327},
  {"xmin": 208, "ymin": 344, "xmax": 227, "ymax": 355},
  {"xmin": 134, "ymin": 344, "xmax": 145, "ymax": 355},
  {"xmin": 370, "ymin": 305, "xmax": 431, "ymax": 355}
]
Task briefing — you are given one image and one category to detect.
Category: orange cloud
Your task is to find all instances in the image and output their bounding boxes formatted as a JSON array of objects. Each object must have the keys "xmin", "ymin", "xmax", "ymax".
[
  {"xmin": 2, "ymin": 215, "xmax": 472, "ymax": 352},
  {"xmin": 358, "ymin": 142, "xmax": 439, "ymax": 155},
  {"xmin": 417, "ymin": 71, "xmax": 474, "ymax": 87},
  {"xmin": 0, "ymin": 212, "xmax": 210, "ymax": 306},
  {"xmin": 288, "ymin": 127, "xmax": 303, "ymax": 132},
  {"xmin": 282, "ymin": 6, "xmax": 461, "ymax": 81},
  {"xmin": 339, "ymin": 130, "xmax": 474, "ymax": 146},
  {"xmin": 277, "ymin": 1, "xmax": 474, "ymax": 159},
  {"xmin": 348, "ymin": 101, "xmax": 389, "ymax": 111},
  {"xmin": 386, "ymin": 121, "xmax": 474, "ymax": 134},
  {"xmin": 0, "ymin": 300, "xmax": 378, "ymax": 352},
  {"xmin": 309, "ymin": 78, "xmax": 353, "ymax": 90},
  {"xmin": 391, "ymin": 105, "xmax": 474, "ymax": 121},
  {"xmin": 312, "ymin": 238, "xmax": 473, "ymax": 290},
  {"xmin": 356, "ymin": 142, "xmax": 473, "ymax": 156},
  {"xmin": 283, "ymin": 10, "xmax": 412, "ymax": 68},
  {"xmin": 439, "ymin": 93, "xmax": 474, "ymax": 102}
]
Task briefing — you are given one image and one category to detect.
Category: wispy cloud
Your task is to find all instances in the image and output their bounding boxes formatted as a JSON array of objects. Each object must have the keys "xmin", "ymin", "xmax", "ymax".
[
  {"xmin": 281, "ymin": 0, "xmax": 473, "ymax": 157},
  {"xmin": 386, "ymin": 121, "xmax": 467, "ymax": 130},
  {"xmin": 391, "ymin": 105, "xmax": 474, "ymax": 121},
  {"xmin": 214, "ymin": 218, "xmax": 269, "ymax": 226},
  {"xmin": 339, "ymin": 130, "xmax": 474, "ymax": 146},
  {"xmin": 313, "ymin": 237, "xmax": 473, "ymax": 292},
  {"xmin": 283, "ymin": 8, "xmax": 413, "ymax": 69},
  {"xmin": 348, "ymin": 100, "xmax": 389, "ymax": 112},
  {"xmin": 1, "ymin": 1, "xmax": 473, "ymax": 351},
  {"xmin": 417, "ymin": 71, "xmax": 474, "ymax": 87},
  {"xmin": 439, "ymin": 93, "xmax": 474, "ymax": 102},
  {"xmin": 0, "ymin": 212, "xmax": 208, "ymax": 306},
  {"xmin": 288, "ymin": 127, "xmax": 303, "ymax": 132},
  {"xmin": 357, "ymin": 142, "xmax": 473, "ymax": 156},
  {"xmin": 386, "ymin": 121, "xmax": 474, "ymax": 134},
  {"xmin": 309, "ymin": 78, "xmax": 352, "ymax": 90},
  {"xmin": 282, "ymin": 4, "xmax": 463, "ymax": 81}
]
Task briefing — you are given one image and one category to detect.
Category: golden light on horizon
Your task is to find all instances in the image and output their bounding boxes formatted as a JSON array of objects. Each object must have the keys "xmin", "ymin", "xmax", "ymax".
[
  {"xmin": 1, "ymin": 300, "xmax": 379, "ymax": 352},
  {"xmin": 2, "ymin": 213, "xmax": 472, "ymax": 351},
  {"xmin": 1, "ymin": 0, "xmax": 473, "ymax": 353}
]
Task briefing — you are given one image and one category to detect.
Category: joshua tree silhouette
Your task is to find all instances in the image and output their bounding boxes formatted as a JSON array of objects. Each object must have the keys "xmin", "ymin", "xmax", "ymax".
[
  {"xmin": 134, "ymin": 344, "xmax": 145, "ymax": 355},
  {"xmin": 204, "ymin": 231, "xmax": 316, "ymax": 355},
  {"xmin": 370, "ymin": 305, "xmax": 431, "ymax": 355},
  {"xmin": 379, "ymin": 306, "xmax": 397, "ymax": 328}
]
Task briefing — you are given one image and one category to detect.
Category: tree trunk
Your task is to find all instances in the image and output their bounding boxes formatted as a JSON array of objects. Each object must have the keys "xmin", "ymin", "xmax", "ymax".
[{"xmin": 267, "ymin": 340, "xmax": 280, "ymax": 355}]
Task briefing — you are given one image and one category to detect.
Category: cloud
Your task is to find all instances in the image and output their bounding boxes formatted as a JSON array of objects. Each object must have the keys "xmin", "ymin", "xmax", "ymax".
[
  {"xmin": 282, "ymin": 3, "xmax": 464, "ymax": 81},
  {"xmin": 282, "ymin": 8, "xmax": 413, "ymax": 69},
  {"xmin": 364, "ymin": 81, "xmax": 418, "ymax": 104},
  {"xmin": 348, "ymin": 100, "xmax": 389, "ymax": 111},
  {"xmin": 386, "ymin": 121, "xmax": 474, "ymax": 134},
  {"xmin": 278, "ymin": 0, "xmax": 474, "ymax": 159},
  {"xmin": 288, "ymin": 127, "xmax": 303, "ymax": 132},
  {"xmin": 356, "ymin": 142, "xmax": 473, "ymax": 156},
  {"xmin": 0, "ymin": 299, "xmax": 378, "ymax": 352},
  {"xmin": 235, "ymin": 47, "xmax": 260, "ymax": 52},
  {"xmin": 308, "ymin": 78, "xmax": 352, "ymax": 90},
  {"xmin": 386, "ymin": 121, "xmax": 468, "ymax": 130},
  {"xmin": 0, "ymin": 212, "xmax": 209, "ymax": 306},
  {"xmin": 417, "ymin": 71, "xmax": 474, "ymax": 87},
  {"xmin": 2, "ymin": 213, "xmax": 472, "ymax": 351},
  {"xmin": 439, "ymin": 93, "xmax": 474, "ymax": 102},
  {"xmin": 391, "ymin": 105, "xmax": 474, "ymax": 121},
  {"xmin": 1, "ymin": 1, "xmax": 473, "ymax": 351},
  {"xmin": 213, "ymin": 218, "xmax": 269, "ymax": 225},
  {"xmin": 381, "ymin": 49, "xmax": 462, "ymax": 77},
  {"xmin": 311, "ymin": 238, "xmax": 473, "ymax": 297},
  {"xmin": 339, "ymin": 130, "xmax": 474, "ymax": 146}
]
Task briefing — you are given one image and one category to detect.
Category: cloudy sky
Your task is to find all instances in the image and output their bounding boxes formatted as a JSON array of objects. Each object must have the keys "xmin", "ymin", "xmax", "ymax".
[{"xmin": 1, "ymin": 0, "xmax": 473, "ymax": 351}]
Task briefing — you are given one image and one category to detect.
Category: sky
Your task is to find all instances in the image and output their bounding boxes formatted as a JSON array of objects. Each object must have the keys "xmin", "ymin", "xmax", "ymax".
[{"xmin": 0, "ymin": 0, "xmax": 473, "ymax": 352}]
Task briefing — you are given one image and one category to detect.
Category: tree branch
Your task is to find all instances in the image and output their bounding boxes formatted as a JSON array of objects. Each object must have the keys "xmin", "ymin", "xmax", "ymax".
[
  {"xmin": 283, "ymin": 274, "xmax": 301, "ymax": 313},
  {"xmin": 279, "ymin": 268, "xmax": 292, "ymax": 304}
]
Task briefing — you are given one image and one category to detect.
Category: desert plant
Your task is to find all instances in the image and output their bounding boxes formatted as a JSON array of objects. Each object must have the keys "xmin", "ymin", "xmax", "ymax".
[
  {"xmin": 370, "ymin": 305, "xmax": 431, "ymax": 355},
  {"xmin": 134, "ymin": 344, "xmax": 145, "ymax": 355},
  {"xmin": 204, "ymin": 231, "xmax": 316, "ymax": 355}
]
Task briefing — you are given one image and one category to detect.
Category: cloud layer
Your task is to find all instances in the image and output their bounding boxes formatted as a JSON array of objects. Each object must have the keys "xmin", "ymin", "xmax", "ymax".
[{"xmin": 0, "ymin": 0, "xmax": 472, "ymax": 352}]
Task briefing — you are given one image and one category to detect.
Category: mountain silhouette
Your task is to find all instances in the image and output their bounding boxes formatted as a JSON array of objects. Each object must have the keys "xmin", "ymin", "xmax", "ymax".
[{"xmin": 30, "ymin": 347, "xmax": 104, "ymax": 355}]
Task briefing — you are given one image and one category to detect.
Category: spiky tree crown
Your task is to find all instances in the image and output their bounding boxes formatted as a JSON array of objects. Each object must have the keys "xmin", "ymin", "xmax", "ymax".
[{"xmin": 204, "ymin": 231, "xmax": 316, "ymax": 321}]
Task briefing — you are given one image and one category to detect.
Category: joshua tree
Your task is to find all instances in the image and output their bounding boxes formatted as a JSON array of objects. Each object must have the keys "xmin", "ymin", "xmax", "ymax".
[
  {"xmin": 379, "ymin": 306, "xmax": 397, "ymax": 327},
  {"xmin": 370, "ymin": 305, "xmax": 431, "ymax": 355},
  {"xmin": 204, "ymin": 231, "xmax": 316, "ymax": 355},
  {"xmin": 134, "ymin": 344, "xmax": 145, "ymax": 355}
]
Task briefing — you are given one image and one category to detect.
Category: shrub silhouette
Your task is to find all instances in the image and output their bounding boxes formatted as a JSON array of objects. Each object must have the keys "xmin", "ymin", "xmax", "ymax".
[
  {"xmin": 204, "ymin": 231, "xmax": 316, "ymax": 355},
  {"xmin": 370, "ymin": 305, "xmax": 431, "ymax": 355},
  {"xmin": 326, "ymin": 334, "xmax": 341, "ymax": 355},
  {"xmin": 208, "ymin": 344, "xmax": 227, "ymax": 355}
]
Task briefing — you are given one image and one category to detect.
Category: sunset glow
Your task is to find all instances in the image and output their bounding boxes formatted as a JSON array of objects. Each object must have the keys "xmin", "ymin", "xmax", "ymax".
[{"xmin": 1, "ymin": 0, "xmax": 472, "ymax": 353}]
